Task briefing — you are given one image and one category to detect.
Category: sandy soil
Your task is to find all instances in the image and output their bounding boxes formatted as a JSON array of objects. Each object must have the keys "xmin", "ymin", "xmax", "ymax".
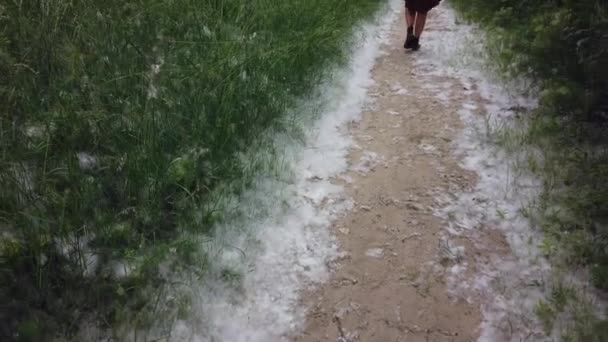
[{"xmin": 291, "ymin": 7, "xmax": 502, "ymax": 342}]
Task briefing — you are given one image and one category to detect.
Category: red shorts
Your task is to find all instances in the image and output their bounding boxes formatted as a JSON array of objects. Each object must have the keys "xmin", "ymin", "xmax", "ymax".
[{"xmin": 405, "ymin": 0, "xmax": 441, "ymax": 14}]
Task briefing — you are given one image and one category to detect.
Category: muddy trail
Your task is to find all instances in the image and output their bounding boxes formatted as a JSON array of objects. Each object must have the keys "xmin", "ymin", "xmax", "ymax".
[
  {"xmin": 144, "ymin": 2, "xmax": 558, "ymax": 342},
  {"xmin": 291, "ymin": 4, "xmax": 538, "ymax": 342}
]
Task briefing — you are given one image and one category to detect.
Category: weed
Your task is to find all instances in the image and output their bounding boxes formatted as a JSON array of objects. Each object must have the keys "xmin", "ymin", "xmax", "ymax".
[{"xmin": 535, "ymin": 300, "xmax": 556, "ymax": 334}]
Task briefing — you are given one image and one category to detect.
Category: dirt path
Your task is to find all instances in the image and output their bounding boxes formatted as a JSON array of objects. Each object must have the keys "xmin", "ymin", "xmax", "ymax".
[{"xmin": 292, "ymin": 6, "xmax": 497, "ymax": 342}]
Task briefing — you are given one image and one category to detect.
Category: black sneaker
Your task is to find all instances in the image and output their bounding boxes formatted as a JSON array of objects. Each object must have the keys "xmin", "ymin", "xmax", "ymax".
[
  {"xmin": 411, "ymin": 37, "xmax": 421, "ymax": 51},
  {"xmin": 404, "ymin": 27, "xmax": 414, "ymax": 49}
]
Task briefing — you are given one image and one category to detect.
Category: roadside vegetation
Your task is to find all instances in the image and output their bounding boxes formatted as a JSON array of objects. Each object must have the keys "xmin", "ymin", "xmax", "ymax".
[
  {"xmin": 450, "ymin": 0, "xmax": 608, "ymax": 339},
  {"xmin": 0, "ymin": 0, "xmax": 383, "ymax": 340}
]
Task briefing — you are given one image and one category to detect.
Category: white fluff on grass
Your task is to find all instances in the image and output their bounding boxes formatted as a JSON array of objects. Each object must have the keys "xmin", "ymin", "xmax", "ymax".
[
  {"xmin": 412, "ymin": 3, "xmax": 553, "ymax": 341},
  {"xmin": 161, "ymin": 2, "xmax": 402, "ymax": 342},
  {"xmin": 415, "ymin": 3, "xmax": 607, "ymax": 341},
  {"xmin": 76, "ymin": 152, "xmax": 98, "ymax": 170}
]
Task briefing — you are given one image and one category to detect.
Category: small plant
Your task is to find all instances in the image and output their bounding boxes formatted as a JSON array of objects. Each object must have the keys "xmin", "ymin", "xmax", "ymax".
[
  {"xmin": 550, "ymin": 283, "xmax": 574, "ymax": 312},
  {"xmin": 535, "ymin": 300, "xmax": 556, "ymax": 334}
]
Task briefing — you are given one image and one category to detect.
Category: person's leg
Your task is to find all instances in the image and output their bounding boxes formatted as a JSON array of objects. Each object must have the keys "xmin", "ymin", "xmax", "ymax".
[
  {"xmin": 409, "ymin": 11, "xmax": 427, "ymax": 50},
  {"xmin": 414, "ymin": 12, "xmax": 427, "ymax": 38},
  {"xmin": 407, "ymin": 0, "xmax": 440, "ymax": 50},
  {"xmin": 405, "ymin": 7, "xmax": 416, "ymax": 29},
  {"xmin": 404, "ymin": 7, "xmax": 417, "ymax": 48}
]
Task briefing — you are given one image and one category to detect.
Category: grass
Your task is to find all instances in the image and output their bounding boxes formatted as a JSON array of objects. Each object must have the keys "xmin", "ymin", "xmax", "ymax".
[
  {"xmin": 0, "ymin": 0, "xmax": 384, "ymax": 339},
  {"xmin": 448, "ymin": 0, "xmax": 608, "ymax": 340},
  {"xmin": 489, "ymin": 113, "xmax": 608, "ymax": 340}
]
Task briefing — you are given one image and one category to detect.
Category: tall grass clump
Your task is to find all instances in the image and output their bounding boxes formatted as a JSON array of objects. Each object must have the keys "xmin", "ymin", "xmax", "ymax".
[
  {"xmin": 449, "ymin": 0, "xmax": 608, "ymax": 339},
  {"xmin": 0, "ymin": 0, "xmax": 383, "ymax": 339}
]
